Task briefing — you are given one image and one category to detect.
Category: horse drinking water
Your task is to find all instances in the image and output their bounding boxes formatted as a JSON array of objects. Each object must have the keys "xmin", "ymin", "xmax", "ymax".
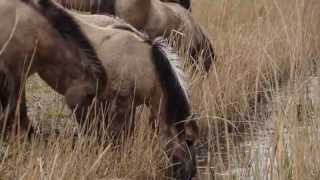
[{"xmin": 34, "ymin": 0, "xmax": 198, "ymax": 179}]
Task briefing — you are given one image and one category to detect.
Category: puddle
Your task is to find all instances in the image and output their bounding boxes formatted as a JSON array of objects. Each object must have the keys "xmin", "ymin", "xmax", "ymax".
[{"xmin": 195, "ymin": 76, "xmax": 320, "ymax": 180}]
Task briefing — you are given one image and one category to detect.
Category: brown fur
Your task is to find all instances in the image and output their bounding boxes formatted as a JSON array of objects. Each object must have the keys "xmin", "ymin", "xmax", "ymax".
[
  {"xmin": 0, "ymin": 0, "xmax": 104, "ymax": 136},
  {"xmin": 51, "ymin": 2, "xmax": 196, "ymax": 177},
  {"xmin": 69, "ymin": 11, "xmax": 200, "ymax": 140},
  {"xmin": 115, "ymin": 0, "xmax": 214, "ymax": 72},
  {"xmin": 57, "ymin": 0, "xmax": 214, "ymax": 72},
  {"xmin": 5, "ymin": 0, "xmax": 197, "ymax": 178}
]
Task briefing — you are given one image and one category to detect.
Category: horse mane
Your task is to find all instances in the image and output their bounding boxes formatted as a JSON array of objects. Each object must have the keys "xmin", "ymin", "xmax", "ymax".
[
  {"xmin": 151, "ymin": 37, "xmax": 191, "ymax": 136},
  {"xmin": 153, "ymin": 37, "xmax": 190, "ymax": 104},
  {"xmin": 180, "ymin": 0, "xmax": 191, "ymax": 10},
  {"xmin": 163, "ymin": 0, "xmax": 191, "ymax": 11},
  {"xmin": 23, "ymin": 0, "xmax": 106, "ymax": 82}
]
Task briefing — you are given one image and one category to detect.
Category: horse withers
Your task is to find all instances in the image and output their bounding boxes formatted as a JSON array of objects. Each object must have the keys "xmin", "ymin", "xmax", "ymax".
[{"xmin": 0, "ymin": 0, "xmax": 105, "ymax": 137}]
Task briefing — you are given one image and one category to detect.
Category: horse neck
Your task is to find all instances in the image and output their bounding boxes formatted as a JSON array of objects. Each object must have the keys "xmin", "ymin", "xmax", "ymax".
[
  {"xmin": 35, "ymin": 29, "xmax": 88, "ymax": 95},
  {"xmin": 5, "ymin": 1, "xmax": 90, "ymax": 95}
]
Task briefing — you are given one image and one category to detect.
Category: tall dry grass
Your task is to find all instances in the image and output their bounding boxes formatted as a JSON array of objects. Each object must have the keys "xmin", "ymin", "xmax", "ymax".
[
  {"xmin": 191, "ymin": 0, "xmax": 320, "ymax": 179},
  {"xmin": 0, "ymin": 0, "xmax": 320, "ymax": 179}
]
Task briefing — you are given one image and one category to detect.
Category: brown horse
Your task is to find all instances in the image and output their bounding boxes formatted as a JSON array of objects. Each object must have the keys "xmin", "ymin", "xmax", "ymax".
[
  {"xmin": 36, "ymin": 1, "xmax": 198, "ymax": 179},
  {"xmin": 64, "ymin": 9, "xmax": 200, "ymax": 142},
  {"xmin": 0, "ymin": 0, "xmax": 105, "ymax": 136},
  {"xmin": 57, "ymin": 0, "xmax": 214, "ymax": 72},
  {"xmin": 115, "ymin": 0, "xmax": 214, "ymax": 72}
]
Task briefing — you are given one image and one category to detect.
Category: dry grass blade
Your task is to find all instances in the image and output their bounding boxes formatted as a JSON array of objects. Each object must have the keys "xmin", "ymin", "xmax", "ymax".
[{"xmin": 1, "ymin": 0, "xmax": 320, "ymax": 180}]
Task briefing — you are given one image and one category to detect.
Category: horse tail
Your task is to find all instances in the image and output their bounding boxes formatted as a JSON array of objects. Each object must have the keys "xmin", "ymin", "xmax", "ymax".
[{"xmin": 151, "ymin": 37, "xmax": 191, "ymax": 137}]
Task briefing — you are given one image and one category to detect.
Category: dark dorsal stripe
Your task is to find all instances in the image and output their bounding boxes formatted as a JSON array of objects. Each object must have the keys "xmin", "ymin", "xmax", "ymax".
[{"xmin": 24, "ymin": 0, "xmax": 105, "ymax": 80}]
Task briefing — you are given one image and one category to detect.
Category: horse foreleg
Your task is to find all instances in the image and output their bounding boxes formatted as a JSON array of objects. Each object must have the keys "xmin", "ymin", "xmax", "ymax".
[
  {"xmin": 0, "ymin": 79, "xmax": 33, "ymax": 138},
  {"xmin": 16, "ymin": 88, "xmax": 34, "ymax": 137},
  {"xmin": 105, "ymin": 96, "xmax": 136, "ymax": 144},
  {"xmin": 0, "ymin": 75, "xmax": 10, "ymax": 136}
]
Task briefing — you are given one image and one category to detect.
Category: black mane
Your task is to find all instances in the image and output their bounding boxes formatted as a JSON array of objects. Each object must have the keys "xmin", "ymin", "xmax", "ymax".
[
  {"xmin": 180, "ymin": 0, "xmax": 191, "ymax": 10},
  {"xmin": 24, "ymin": 0, "xmax": 106, "ymax": 82},
  {"xmin": 167, "ymin": 0, "xmax": 191, "ymax": 11}
]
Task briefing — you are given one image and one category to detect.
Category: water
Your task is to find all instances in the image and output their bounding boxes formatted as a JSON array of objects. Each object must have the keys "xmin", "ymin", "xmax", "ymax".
[{"xmin": 196, "ymin": 76, "xmax": 320, "ymax": 180}]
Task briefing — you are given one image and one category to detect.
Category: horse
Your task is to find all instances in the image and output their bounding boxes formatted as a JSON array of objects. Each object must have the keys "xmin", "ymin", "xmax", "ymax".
[
  {"xmin": 35, "ymin": 0, "xmax": 198, "ymax": 179},
  {"xmin": 57, "ymin": 0, "xmax": 214, "ymax": 72},
  {"xmin": 0, "ymin": 0, "xmax": 105, "ymax": 137},
  {"xmin": 114, "ymin": 0, "xmax": 214, "ymax": 72}
]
